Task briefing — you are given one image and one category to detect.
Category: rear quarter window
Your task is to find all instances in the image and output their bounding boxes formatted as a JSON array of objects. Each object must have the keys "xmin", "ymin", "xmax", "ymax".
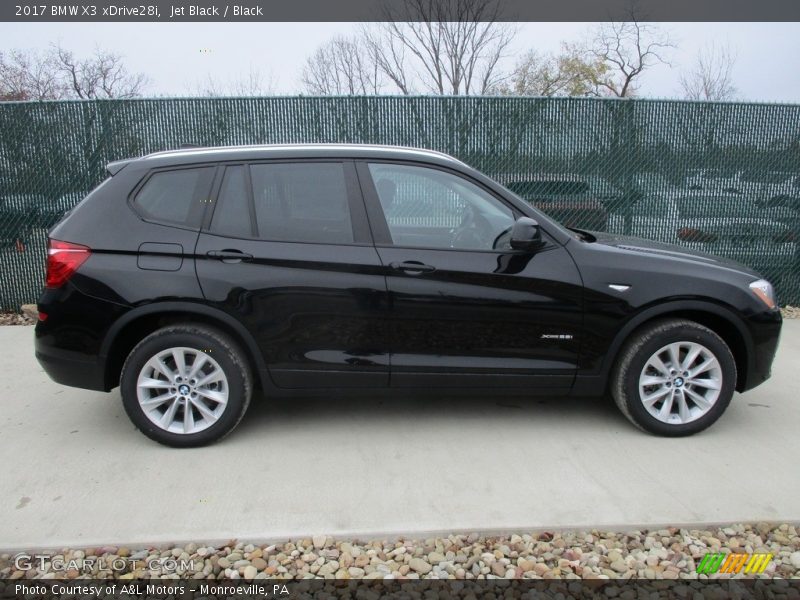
[{"xmin": 133, "ymin": 167, "xmax": 215, "ymax": 228}]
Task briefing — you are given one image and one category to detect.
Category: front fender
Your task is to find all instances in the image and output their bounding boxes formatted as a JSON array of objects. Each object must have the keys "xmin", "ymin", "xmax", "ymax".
[{"xmin": 598, "ymin": 298, "xmax": 753, "ymax": 379}]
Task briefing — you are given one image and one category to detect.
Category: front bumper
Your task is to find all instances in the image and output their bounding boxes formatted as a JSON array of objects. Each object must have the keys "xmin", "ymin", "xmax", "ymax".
[{"xmin": 739, "ymin": 309, "xmax": 782, "ymax": 392}]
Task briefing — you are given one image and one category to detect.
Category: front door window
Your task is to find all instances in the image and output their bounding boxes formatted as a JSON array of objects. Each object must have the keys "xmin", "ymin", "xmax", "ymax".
[{"xmin": 368, "ymin": 163, "xmax": 515, "ymax": 251}]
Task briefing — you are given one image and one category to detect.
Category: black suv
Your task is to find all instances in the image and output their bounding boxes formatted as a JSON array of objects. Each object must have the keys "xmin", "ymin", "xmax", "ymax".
[{"xmin": 35, "ymin": 145, "xmax": 782, "ymax": 446}]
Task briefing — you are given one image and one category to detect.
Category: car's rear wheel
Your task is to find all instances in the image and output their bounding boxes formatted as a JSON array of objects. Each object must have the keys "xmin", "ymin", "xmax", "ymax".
[
  {"xmin": 120, "ymin": 324, "xmax": 252, "ymax": 447},
  {"xmin": 611, "ymin": 318, "xmax": 736, "ymax": 436}
]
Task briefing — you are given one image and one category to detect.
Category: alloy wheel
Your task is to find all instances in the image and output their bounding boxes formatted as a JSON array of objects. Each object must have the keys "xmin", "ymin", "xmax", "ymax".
[
  {"xmin": 136, "ymin": 347, "xmax": 229, "ymax": 434},
  {"xmin": 638, "ymin": 341, "xmax": 723, "ymax": 425}
]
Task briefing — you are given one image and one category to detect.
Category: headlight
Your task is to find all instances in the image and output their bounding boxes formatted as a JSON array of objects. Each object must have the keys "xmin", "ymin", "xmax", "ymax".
[{"xmin": 749, "ymin": 279, "xmax": 776, "ymax": 309}]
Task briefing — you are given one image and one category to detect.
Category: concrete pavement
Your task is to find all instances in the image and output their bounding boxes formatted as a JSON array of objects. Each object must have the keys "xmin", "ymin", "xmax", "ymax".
[{"xmin": 1, "ymin": 322, "xmax": 798, "ymax": 551}]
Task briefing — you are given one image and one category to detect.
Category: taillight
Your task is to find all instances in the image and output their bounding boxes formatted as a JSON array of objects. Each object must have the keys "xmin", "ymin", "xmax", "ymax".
[
  {"xmin": 773, "ymin": 230, "xmax": 796, "ymax": 243},
  {"xmin": 46, "ymin": 239, "xmax": 91, "ymax": 288},
  {"xmin": 677, "ymin": 228, "xmax": 717, "ymax": 243}
]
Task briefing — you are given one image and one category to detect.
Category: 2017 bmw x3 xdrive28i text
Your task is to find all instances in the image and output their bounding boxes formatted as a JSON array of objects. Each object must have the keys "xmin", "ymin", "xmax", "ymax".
[{"xmin": 35, "ymin": 145, "xmax": 782, "ymax": 446}]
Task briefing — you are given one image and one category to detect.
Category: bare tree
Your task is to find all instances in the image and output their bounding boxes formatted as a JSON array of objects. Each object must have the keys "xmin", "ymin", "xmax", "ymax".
[
  {"xmin": 0, "ymin": 49, "xmax": 64, "ymax": 100},
  {"xmin": 194, "ymin": 66, "xmax": 277, "ymax": 97},
  {"xmin": 52, "ymin": 45, "xmax": 147, "ymax": 99},
  {"xmin": 361, "ymin": 0, "xmax": 516, "ymax": 95},
  {"xmin": 362, "ymin": 26, "xmax": 412, "ymax": 95},
  {"xmin": 583, "ymin": 8, "xmax": 674, "ymax": 97},
  {"xmin": 302, "ymin": 36, "xmax": 383, "ymax": 95},
  {"xmin": 1, "ymin": 46, "xmax": 146, "ymax": 101},
  {"xmin": 679, "ymin": 42, "xmax": 738, "ymax": 101},
  {"xmin": 498, "ymin": 47, "xmax": 608, "ymax": 97}
]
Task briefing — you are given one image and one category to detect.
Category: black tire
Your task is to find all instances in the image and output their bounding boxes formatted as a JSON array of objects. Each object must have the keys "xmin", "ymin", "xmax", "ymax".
[
  {"xmin": 120, "ymin": 324, "xmax": 252, "ymax": 447},
  {"xmin": 610, "ymin": 318, "xmax": 737, "ymax": 436}
]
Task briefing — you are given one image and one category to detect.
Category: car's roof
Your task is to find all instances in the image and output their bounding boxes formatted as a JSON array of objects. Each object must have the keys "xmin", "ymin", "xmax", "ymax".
[{"xmin": 118, "ymin": 144, "xmax": 468, "ymax": 170}]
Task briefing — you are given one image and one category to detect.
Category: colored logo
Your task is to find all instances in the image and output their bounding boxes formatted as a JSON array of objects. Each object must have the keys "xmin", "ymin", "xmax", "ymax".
[{"xmin": 696, "ymin": 552, "xmax": 773, "ymax": 574}]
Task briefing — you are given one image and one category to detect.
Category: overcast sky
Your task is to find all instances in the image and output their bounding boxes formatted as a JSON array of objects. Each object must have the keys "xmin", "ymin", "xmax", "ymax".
[{"xmin": 2, "ymin": 22, "xmax": 799, "ymax": 101}]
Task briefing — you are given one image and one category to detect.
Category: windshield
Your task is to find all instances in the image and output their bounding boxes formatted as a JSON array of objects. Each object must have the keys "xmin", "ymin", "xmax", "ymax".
[{"xmin": 496, "ymin": 182, "xmax": 574, "ymax": 240}]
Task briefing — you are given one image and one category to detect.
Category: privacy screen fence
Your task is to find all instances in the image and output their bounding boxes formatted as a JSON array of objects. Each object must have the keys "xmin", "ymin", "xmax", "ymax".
[{"xmin": 1, "ymin": 96, "xmax": 799, "ymax": 310}]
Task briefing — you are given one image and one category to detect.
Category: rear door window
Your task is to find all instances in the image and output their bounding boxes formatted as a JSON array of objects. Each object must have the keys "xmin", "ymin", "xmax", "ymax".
[
  {"xmin": 249, "ymin": 162, "xmax": 354, "ymax": 244},
  {"xmin": 134, "ymin": 167, "xmax": 215, "ymax": 228}
]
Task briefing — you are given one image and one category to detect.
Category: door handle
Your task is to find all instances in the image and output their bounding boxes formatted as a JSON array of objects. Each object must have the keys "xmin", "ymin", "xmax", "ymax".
[
  {"xmin": 207, "ymin": 249, "xmax": 253, "ymax": 263},
  {"xmin": 389, "ymin": 261, "xmax": 436, "ymax": 274}
]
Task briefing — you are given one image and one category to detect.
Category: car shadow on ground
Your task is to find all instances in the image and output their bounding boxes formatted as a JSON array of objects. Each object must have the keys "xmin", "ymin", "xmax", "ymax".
[
  {"xmin": 232, "ymin": 390, "xmax": 629, "ymax": 437},
  {"xmin": 89, "ymin": 386, "xmax": 634, "ymax": 450}
]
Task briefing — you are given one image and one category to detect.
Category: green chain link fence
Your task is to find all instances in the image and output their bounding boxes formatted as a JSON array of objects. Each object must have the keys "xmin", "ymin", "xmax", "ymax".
[{"xmin": 1, "ymin": 96, "xmax": 799, "ymax": 310}]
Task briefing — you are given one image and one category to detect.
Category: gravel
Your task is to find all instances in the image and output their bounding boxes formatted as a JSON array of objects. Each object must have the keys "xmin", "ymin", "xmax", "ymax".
[
  {"xmin": 0, "ymin": 312, "xmax": 34, "ymax": 326},
  {"xmin": 783, "ymin": 305, "xmax": 800, "ymax": 319},
  {"xmin": 1, "ymin": 523, "xmax": 797, "ymax": 580}
]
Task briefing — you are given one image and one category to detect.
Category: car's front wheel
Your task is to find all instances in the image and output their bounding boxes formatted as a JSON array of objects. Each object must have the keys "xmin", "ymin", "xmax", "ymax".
[
  {"xmin": 611, "ymin": 318, "xmax": 736, "ymax": 436},
  {"xmin": 120, "ymin": 324, "xmax": 252, "ymax": 447}
]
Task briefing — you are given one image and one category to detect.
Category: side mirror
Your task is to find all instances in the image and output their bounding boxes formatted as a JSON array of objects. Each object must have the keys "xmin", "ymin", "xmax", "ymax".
[{"xmin": 510, "ymin": 217, "xmax": 543, "ymax": 251}]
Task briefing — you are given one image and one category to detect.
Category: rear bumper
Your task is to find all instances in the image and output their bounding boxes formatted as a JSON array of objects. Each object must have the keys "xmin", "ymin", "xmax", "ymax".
[
  {"xmin": 34, "ymin": 281, "xmax": 128, "ymax": 392},
  {"xmin": 35, "ymin": 335, "xmax": 107, "ymax": 392}
]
